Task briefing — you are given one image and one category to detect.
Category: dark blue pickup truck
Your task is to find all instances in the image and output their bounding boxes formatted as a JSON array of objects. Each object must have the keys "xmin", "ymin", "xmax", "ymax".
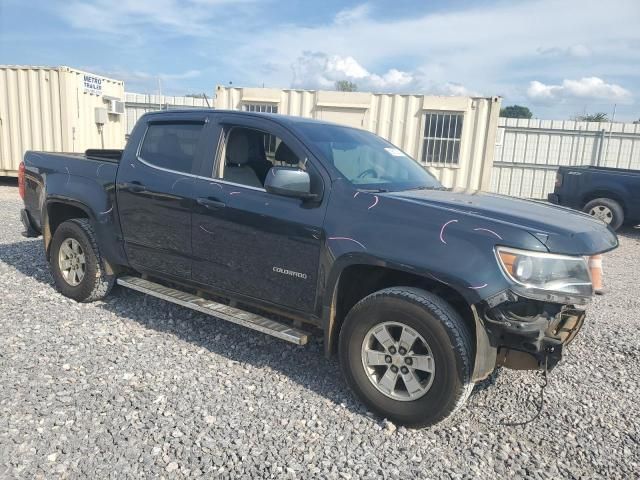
[
  {"xmin": 19, "ymin": 110, "xmax": 617, "ymax": 427},
  {"xmin": 549, "ymin": 165, "xmax": 640, "ymax": 230}
]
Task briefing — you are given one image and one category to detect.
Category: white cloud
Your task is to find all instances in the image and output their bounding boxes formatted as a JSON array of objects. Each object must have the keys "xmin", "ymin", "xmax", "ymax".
[
  {"xmin": 59, "ymin": 0, "xmax": 255, "ymax": 36},
  {"xmin": 527, "ymin": 77, "xmax": 632, "ymax": 103},
  {"xmin": 227, "ymin": 0, "xmax": 638, "ymax": 115},
  {"xmin": 537, "ymin": 44, "xmax": 592, "ymax": 58},
  {"xmin": 290, "ymin": 52, "xmax": 476, "ymax": 95},
  {"xmin": 437, "ymin": 82, "xmax": 480, "ymax": 97},
  {"xmin": 334, "ymin": 4, "xmax": 371, "ymax": 25},
  {"xmin": 291, "ymin": 52, "xmax": 415, "ymax": 91}
]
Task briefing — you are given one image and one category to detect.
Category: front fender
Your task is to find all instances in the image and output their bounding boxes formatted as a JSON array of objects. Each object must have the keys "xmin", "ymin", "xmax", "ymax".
[
  {"xmin": 321, "ymin": 251, "xmax": 487, "ymax": 353},
  {"xmin": 321, "ymin": 254, "xmax": 498, "ymax": 380}
]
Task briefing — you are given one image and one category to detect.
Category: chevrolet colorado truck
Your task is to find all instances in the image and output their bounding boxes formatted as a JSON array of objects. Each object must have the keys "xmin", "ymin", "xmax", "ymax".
[
  {"xmin": 549, "ymin": 165, "xmax": 640, "ymax": 230},
  {"xmin": 19, "ymin": 110, "xmax": 618, "ymax": 427}
]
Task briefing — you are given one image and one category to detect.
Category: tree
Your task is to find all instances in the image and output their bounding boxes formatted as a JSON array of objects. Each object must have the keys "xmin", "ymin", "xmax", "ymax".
[
  {"xmin": 500, "ymin": 105, "xmax": 533, "ymax": 119},
  {"xmin": 574, "ymin": 112, "xmax": 608, "ymax": 122},
  {"xmin": 335, "ymin": 80, "xmax": 357, "ymax": 92}
]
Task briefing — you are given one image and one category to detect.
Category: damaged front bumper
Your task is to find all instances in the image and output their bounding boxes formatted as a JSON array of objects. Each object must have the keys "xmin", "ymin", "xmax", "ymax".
[
  {"xmin": 485, "ymin": 300, "xmax": 585, "ymax": 370},
  {"xmin": 471, "ymin": 292, "xmax": 586, "ymax": 380}
]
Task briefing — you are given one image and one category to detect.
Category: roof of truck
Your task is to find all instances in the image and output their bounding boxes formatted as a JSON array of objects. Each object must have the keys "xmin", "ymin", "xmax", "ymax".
[{"xmin": 143, "ymin": 109, "xmax": 346, "ymax": 128}]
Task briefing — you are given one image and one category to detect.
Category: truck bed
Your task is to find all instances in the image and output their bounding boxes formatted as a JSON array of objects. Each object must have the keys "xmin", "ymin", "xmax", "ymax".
[
  {"xmin": 21, "ymin": 150, "xmax": 121, "ymax": 235},
  {"xmin": 565, "ymin": 165, "xmax": 640, "ymax": 176}
]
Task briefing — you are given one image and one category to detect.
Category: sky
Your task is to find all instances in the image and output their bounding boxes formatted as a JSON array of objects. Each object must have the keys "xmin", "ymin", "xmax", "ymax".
[{"xmin": 1, "ymin": 0, "xmax": 639, "ymax": 120}]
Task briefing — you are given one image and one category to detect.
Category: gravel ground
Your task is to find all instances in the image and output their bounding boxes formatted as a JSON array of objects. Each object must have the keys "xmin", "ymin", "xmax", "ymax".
[{"xmin": 1, "ymin": 179, "xmax": 639, "ymax": 479}]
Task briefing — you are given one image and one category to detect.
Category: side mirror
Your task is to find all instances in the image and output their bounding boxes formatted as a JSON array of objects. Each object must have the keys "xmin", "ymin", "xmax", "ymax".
[{"xmin": 265, "ymin": 166, "xmax": 318, "ymax": 200}]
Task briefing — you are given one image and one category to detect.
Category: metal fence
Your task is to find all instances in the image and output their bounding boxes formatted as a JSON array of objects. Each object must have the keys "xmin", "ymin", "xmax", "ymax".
[
  {"xmin": 125, "ymin": 92, "xmax": 211, "ymax": 136},
  {"xmin": 491, "ymin": 118, "xmax": 640, "ymax": 199}
]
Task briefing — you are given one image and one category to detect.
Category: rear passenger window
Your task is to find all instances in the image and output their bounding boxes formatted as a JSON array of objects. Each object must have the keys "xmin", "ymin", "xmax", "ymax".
[{"xmin": 139, "ymin": 122, "xmax": 204, "ymax": 173}]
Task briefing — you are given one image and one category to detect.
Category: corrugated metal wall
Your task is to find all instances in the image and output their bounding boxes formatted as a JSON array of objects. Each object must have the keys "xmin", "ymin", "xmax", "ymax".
[
  {"xmin": 214, "ymin": 86, "xmax": 501, "ymax": 191},
  {"xmin": 0, "ymin": 67, "xmax": 63, "ymax": 175},
  {"xmin": 0, "ymin": 66, "xmax": 125, "ymax": 176},
  {"xmin": 124, "ymin": 92, "xmax": 211, "ymax": 135},
  {"xmin": 492, "ymin": 118, "xmax": 640, "ymax": 199}
]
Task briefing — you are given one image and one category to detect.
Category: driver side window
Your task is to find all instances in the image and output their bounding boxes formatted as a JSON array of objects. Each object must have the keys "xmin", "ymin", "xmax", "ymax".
[{"xmin": 220, "ymin": 127, "xmax": 303, "ymax": 188}]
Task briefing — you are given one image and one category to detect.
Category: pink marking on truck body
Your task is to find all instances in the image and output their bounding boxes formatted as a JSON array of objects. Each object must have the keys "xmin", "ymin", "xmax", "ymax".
[
  {"xmin": 473, "ymin": 228, "xmax": 503, "ymax": 240},
  {"xmin": 328, "ymin": 237, "xmax": 366, "ymax": 249},
  {"xmin": 439, "ymin": 219, "xmax": 458, "ymax": 244}
]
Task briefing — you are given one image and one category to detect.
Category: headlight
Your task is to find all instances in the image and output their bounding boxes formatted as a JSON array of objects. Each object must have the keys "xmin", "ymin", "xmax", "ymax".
[{"xmin": 495, "ymin": 246, "xmax": 593, "ymax": 303}]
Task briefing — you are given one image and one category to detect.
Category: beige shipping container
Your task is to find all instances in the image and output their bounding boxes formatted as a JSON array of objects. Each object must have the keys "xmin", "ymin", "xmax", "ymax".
[
  {"xmin": 214, "ymin": 86, "xmax": 501, "ymax": 191},
  {"xmin": 0, "ymin": 66, "xmax": 126, "ymax": 176}
]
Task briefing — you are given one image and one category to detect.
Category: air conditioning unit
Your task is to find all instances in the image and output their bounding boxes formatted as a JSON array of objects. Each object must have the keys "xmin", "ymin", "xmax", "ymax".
[
  {"xmin": 104, "ymin": 96, "xmax": 125, "ymax": 115},
  {"xmin": 108, "ymin": 100, "xmax": 125, "ymax": 115}
]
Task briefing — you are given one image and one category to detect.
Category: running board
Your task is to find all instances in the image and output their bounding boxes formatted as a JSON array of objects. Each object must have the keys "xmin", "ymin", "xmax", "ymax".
[{"xmin": 116, "ymin": 275, "xmax": 309, "ymax": 345}]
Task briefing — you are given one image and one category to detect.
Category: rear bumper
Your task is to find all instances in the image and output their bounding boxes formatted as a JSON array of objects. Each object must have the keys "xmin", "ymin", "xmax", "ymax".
[
  {"xmin": 484, "ymin": 300, "xmax": 585, "ymax": 371},
  {"xmin": 20, "ymin": 208, "xmax": 39, "ymax": 238}
]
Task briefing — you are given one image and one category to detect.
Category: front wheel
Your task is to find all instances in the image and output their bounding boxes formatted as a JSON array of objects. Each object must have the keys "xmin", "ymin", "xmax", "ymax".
[
  {"xmin": 338, "ymin": 287, "xmax": 474, "ymax": 428},
  {"xmin": 50, "ymin": 218, "xmax": 115, "ymax": 302}
]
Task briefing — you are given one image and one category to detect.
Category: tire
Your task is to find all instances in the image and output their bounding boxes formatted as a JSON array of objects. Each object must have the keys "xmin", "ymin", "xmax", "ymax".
[
  {"xmin": 338, "ymin": 287, "xmax": 474, "ymax": 428},
  {"xmin": 583, "ymin": 198, "xmax": 624, "ymax": 231},
  {"xmin": 49, "ymin": 218, "xmax": 115, "ymax": 302}
]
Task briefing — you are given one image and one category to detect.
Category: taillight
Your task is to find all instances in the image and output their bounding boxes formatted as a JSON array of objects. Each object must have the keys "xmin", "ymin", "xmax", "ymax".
[
  {"xmin": 18, "ymin": 161, "xmax": 25, "ymax": 199},
  {"xmin": 555, "ymin": 172, "xmax": 563, "ymax": 188}
]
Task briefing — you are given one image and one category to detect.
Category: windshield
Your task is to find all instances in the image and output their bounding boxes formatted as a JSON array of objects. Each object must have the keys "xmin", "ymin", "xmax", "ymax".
[{"xmin": 296, "ymin": 123, "xmax": 442, "ymax": 192}]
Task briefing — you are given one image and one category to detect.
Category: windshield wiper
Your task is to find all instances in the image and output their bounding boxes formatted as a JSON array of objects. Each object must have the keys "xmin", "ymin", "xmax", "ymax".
[
  {"xmin": 404, "ymin": 186, "xmax": 447, "ymax": 192},
  {"xmin": 357, "ymin": 188, "xmax": 389, "ymax": 193}
]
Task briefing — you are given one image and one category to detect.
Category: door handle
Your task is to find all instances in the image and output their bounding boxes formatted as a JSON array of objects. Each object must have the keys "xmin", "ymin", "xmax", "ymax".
[
  {"xmin": 197, "ymin": 197, "xmax": 226, "ymax": 209},
  {"xmin": 121, "ymin": 182, "xmax": 147, "ymax": 193}
]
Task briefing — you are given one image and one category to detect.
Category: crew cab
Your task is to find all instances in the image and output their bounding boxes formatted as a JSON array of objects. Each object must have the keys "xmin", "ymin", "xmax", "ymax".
[
  {"xmin": 19, "ymin": 110, "xmax": 618, "ymax": 427},
  {"xmin": 549, "ymin": 165, "xmax": 640, "ymax": 230}
]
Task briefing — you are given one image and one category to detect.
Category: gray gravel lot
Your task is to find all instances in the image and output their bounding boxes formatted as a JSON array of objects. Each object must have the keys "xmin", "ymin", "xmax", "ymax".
[{"xmin": 0, "ymin": 179, "xmax": 639, "ymax": 479}]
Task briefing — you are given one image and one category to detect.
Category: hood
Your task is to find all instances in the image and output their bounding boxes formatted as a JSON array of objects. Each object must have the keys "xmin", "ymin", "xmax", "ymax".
[{"xmin": 384, "ymin": 188, "xmax": 618, "ymax": 255}]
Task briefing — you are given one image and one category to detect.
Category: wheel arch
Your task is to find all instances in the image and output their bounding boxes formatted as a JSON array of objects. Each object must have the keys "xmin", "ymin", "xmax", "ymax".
[
  {"xmin": 324, "ymin": 261, "xmax": 473, "ymax": 352},
  {"xmin": 323, "ymin": 258, "xmax": 497, "ymax": 381},
  {"xmin": 581, "ymin": 190, "xmax": 627, "ymax": 214},
  {"xmin": 44, "ymin": 199, "xmax": 94, "ymax": 259}
]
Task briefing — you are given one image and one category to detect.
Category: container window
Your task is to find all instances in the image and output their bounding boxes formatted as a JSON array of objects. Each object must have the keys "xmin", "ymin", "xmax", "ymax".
[
  {"xmin": 242, "ymin": 103, "xmax": 279, "ymax": 114},
  {"xmin": 139, "ymin": 123, "xmax": 204, "ymax": 173},
  {"xmin": 241, "ymin": 104, "xmax": 279, "ymax": 155},
  {"xmin": 422, "ymin": 112, "xmax": 464, "ymax": 165}
]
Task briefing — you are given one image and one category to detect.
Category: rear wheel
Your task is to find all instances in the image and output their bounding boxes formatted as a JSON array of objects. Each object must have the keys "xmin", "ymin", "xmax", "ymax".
[
  {"xmin": 50, "ymin": 219, "xmax": 115, "ymax": 302},
  {"xmin": 583, "ymin": 198, "xmax": 624, "ymax": 230},
  {"xmin": 338, "ymin": 287, "xmax": 474, "ymax": 428}
]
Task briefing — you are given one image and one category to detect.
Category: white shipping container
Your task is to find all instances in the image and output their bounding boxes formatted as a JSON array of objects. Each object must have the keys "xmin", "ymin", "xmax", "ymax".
[
  {"xmin": 214, "ymin": 86, "xmax": 501, "ymax": 191},
  {"xmin": 0, "ymin": 65, "xmax": 126, "ymax": 176}
]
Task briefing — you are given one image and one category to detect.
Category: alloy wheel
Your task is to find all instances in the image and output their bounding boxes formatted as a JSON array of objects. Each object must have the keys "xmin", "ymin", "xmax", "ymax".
[
  {"xmin": 589, "ymin": 205, "xmax": 613, "ymax": 224},
  {"xmin": 58, "ymin": 238, "xmax": 86, "ymax": 286},
  {"xmin": 361, "ymin": 321, "xmax": 435, "ymax": 401}
]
